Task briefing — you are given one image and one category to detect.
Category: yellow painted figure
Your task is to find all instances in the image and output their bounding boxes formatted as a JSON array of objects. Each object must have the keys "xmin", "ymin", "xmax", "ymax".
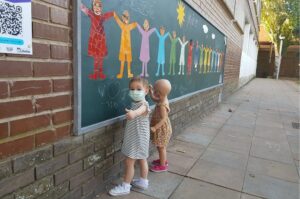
[
  {"xmin": 114, "ymin": 11, "xmax": 137, "ymax": 79},
  {"xmin": 203, "ymin": 46, "xmax": 209, "ymax": 73},
  {"xmin": 207, "ymin": 48, "xmax": 212, "ymax": 72}
]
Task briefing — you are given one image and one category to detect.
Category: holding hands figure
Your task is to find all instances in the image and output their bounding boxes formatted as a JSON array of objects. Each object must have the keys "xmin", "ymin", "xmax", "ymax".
[
  {"xmin": 109, "ymin": 77, "xmax": 150, "ymax": 196},
  {"xmin": 149, "ymin": 79, "xmax": 172, "ymax": 172}
]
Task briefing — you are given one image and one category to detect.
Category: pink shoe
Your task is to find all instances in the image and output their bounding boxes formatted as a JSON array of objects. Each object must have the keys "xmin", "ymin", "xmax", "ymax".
[
  {"xmin": 151, "ymin": 159, "xmax": 168, "ymax": 166},
  {"xmin": 150, "ymin": 164, "xmax": 168, "ymax": 172}
]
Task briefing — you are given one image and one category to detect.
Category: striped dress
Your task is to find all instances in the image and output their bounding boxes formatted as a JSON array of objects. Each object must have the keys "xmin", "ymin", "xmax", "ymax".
[{"xmin": 121, "ymin": 101, "xmax": 150, "ymax": 159}]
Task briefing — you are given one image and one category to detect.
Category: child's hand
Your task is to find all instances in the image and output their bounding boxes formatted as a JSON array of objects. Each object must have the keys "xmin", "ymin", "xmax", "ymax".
[
  {"xmin": 149, "ymin": 84, "xmax": 153, "ymax": 92},
  {"xmin": 125, "ymin": 108, "xmax": 136, "ymax": 120},
  {"xmin": 150, "ymin": 126, "xmax": 156, "ymax": 132}
]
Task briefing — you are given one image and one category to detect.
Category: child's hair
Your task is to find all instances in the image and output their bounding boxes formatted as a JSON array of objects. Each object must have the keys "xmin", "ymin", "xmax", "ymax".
[{"xmin": 129, "ymin": 77, "xmax": 149, "ymax": 88}]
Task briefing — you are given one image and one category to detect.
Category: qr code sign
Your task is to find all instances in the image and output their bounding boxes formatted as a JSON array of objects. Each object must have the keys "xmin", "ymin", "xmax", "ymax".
[{"xmin": 0, "ymin": 1, "xmax": 22, "ymax": 36}]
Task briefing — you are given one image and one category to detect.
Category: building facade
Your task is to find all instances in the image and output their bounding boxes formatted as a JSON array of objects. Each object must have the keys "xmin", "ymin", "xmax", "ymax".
[{"xmin": 0, "ymin": 0, "xmax": 260, "ymax": 198}]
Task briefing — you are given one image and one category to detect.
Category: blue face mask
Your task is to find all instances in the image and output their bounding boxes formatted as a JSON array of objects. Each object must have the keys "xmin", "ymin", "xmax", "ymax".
[{"xmin": 129, "ymin": 90, "xmax": 145, "ymax": 102}]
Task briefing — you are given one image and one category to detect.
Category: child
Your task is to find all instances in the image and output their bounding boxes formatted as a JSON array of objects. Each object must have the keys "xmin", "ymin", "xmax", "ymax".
[
  {"xmin": 109, "ymin": 77, "xmax": 150, "ymax": 196},
  {"xmin": 149, "ymin": 79, "xmax": 172, "ymax": 172}
]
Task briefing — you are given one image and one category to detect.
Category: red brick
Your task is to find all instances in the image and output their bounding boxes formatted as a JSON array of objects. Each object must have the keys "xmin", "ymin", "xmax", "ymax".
[
  {"xmin": 56, "ymin": 124, "xmax": 71, "ymax": 138},
  {"xmin": 0, "ymin": 82, "xmax": 8, "ymax": 99},
  {"xmin": 0, "ymin": 123, "xmax": 8, "ymax": 139},
  {"xmin": 50, "ymin": 7, "xmax": 69, "ymax": 25},
  {"xmin": 53, "ymin": 79, "xmax": 73, "ymax": 92},
  {"xmin": 35, "ymin": 130, "xmax": 57, "ymax": 147},
  {"xmin": 10, "ymin": 80, "xmax": 52, "ymax": 97},
  {"xmin": 0, "ymin": 136, "xmax": 35, "ymax": 159},
  {"xmin": 10, "ymin": 114, "xmax": 51, "ymax": 136},
  {"xmin": 33, "ymin": 62, "xmax": 70, "ymax": 77},
  {"xmin": 53, "ymin": 109, "xmax": 73, "ymax": 125},
  {"xmin": 41, "ymin": 0, "xmax": 69, "ymax": 8},
  {"xmin": 32, "ymin": 2, "xmax": 49, "ymax": 21},
  {"xmin": 33, "ymin": 22, "xmax": 69, "ymax": 42},
  {"xmin": 36, "ymin": 95, "xmax": 71, "ymax": 112},
  {"xmin": 0, "ymin": 61, "xmax": 32, "ymax": 77},
  {"xmin": 35, "ymin": 126, "xmax": 70, "ymax": 147},
  {"xmin": 32, "ymin": 43, "xmax": 51, "ymax": 59},
  {"xmin": 50, "ymin": 45, "xmax": 71, "ymax": 59},
  {"xmin": 0, "ymin": 100, "xmax": 34, "ymax": 119}
]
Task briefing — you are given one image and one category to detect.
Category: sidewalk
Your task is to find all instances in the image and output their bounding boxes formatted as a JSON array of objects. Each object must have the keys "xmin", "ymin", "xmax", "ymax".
[{"xmin": 98, "ymin": 78, "xmax": 300, "ymax": 199}]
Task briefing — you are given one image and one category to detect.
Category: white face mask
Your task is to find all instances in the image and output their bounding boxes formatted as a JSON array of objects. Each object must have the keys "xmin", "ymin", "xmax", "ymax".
[{"xmin": 129, "ymin": 90, "xmax": 145, "ymax": 102}]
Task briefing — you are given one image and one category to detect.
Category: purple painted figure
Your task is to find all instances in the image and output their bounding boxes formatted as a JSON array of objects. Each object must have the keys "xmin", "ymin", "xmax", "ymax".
[{"xmin": 137, "ymin": 19, "xmax": 156, "ymax": 77}]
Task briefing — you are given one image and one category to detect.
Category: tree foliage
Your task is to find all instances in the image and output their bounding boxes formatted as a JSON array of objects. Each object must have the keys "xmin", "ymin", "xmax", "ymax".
[{"xmin": 261, "ymin": 0, "xmax": 299, "ymax": 54}]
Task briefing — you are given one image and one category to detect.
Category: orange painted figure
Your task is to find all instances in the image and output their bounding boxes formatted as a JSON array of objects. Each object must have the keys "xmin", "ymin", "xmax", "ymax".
[{"xmin": 114, "ymin": 11, "xmax": 137, "ymax": 79}]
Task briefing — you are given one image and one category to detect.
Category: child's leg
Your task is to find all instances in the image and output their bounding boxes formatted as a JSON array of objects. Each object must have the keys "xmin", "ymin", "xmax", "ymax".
[
  {"xmin": 138, "ymin": 159, "xmax": 148, "ymax": 179},
  {"xmin": 158, "ymin": 146, "xmax": 167, "ymax": 166},
  {"xmin": 117, "ymin": 61, "xmax": 125, "ymax": 79},
  {"xmin": 127, "ymin": 61, "xmax": 133, "ymax": 78},
  {"xmin": 124, "ymin": 157, "xmax": 135, "ymax": 183}
]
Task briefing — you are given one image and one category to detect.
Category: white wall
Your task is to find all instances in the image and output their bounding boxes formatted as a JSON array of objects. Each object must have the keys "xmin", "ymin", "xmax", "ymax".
[{"xmin": 239, "ymin": 24, "xmax": 258, "ymax": 86}]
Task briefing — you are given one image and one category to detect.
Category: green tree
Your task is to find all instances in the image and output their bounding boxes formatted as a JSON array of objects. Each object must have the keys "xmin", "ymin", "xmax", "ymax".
[{"xmin": 261, "ymin": 0, "xmax": 299, "ymax": 54}]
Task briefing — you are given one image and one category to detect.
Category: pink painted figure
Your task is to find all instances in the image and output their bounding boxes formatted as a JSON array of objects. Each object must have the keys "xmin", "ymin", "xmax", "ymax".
[
  {"xmin": 137, "ymin": 19, "xmax": 156, "ymax": 77},
  {"xmin": 81, "ymin": 0, "xmax": 113, "ymax": 80},
  {"xmin": 187, "ymin": 39, "xmax": 193, "ymax": 75}
]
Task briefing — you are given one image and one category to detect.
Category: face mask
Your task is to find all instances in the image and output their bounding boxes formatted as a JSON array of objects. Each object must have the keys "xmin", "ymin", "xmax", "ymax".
[{"xmin": 129, "ymin": 90, "xmax": 145, "ymax": 101}]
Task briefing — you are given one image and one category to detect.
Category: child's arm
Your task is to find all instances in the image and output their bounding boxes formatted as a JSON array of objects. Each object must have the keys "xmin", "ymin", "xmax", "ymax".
[
  {"xmin": 148, "ymin": 85, "xmax": 160, "ymax": 102},
  {"xmin": 151, "ymin": 106, "xmax": 168, "ymax": 132},
  {"xmin": 125, "ymin": 104, "xmax": 148, "ymax": 120},
  {"xmin": 113, "ymin": 12, "xmax": 122, "ymax": 27}
]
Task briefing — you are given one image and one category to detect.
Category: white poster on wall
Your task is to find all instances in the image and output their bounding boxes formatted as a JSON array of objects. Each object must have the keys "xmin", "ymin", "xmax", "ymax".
[{"xmin": 0, "ymin": 0, "xmax": 32, "ymax": 54}]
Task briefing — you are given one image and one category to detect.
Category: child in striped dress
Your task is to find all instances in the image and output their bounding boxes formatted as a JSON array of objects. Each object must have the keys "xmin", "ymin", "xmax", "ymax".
[{"xmin": 109, "ymin": 77, "xmax": 150, "ymax": 196}]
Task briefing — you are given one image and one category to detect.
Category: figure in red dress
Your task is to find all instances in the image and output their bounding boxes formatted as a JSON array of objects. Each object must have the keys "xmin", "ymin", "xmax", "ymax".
[
  {"xmin": 187, "ymin": 39, "xmax": 193, "ymax": 75},
  {"xmin": 81, "ymin": 0, "xmax": 113, "ymax": 80}
]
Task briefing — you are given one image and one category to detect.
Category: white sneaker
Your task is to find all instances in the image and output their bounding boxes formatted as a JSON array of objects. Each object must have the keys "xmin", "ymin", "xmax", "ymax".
[
  {"xmin": 132, "ymin": 178, "xmax": 149, "ymax": 190},
  {"xmin": 109, "ymin": 183, "xmax": 131, "ymax": 196}
]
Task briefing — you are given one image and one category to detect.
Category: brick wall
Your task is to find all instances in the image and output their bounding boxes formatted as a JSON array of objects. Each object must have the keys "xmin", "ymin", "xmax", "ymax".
[
  {"xmin": 0, "ymin": 0, "xmax": 246, "ymax": 198},
  {"xmin": 0, "ymin": 86, "xmax": 221, "ymax": 199},
  {"xmin": 0, "ymin": 0, "xmax": 73, "ymax": 159}
]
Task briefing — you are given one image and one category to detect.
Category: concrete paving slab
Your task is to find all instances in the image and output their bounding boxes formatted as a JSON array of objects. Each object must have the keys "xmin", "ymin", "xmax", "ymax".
[
  {"xmin": 97, "ymin": 191, "xmax": 156, "ymax": 199},
  {"xmin": 170, "ymin": 178, "xmax": 241, "ymax": 199},
  {"xmin": 187, "ymin": 160, "xmax": 245, "ymax": 191},
  {"xmin": 243, "ymin": 171, "xmax": 299, "ymax": 199},
  {"xmin": 247, "ymin": 157, "xmax": 299, "ymax": 183},
  {"xmin": 166, "ymin": 152, "xmax": 198, "ymax": 175},
  {"xmin": 167, "ymin": 140, "xmax": 205, "ymax": 159},
  {"xmin": 254, "ymin": 125, "xmax": 286, "ymax": 141},
  {"xmin": 176, "ymin": 131, "xmax": 214, "ymax": 147},
  {"xmin": 211, "ymin": 134, "xmax": 252, "ymax": 155},
  {"xmin": 133, "ymin": 172, "xmax": 183, "ymax": 199},
  {"xmin": 250, "ymin": 137, "xmax": 294, "ymax": 164},
  {"xmin": 255, "ymin": 119, "xmax": 284, "ymax": 128},
  {"xmin": 241, "ymin": 194, "xmax": 264, "ymax": 199},
  {"xmin": 219, "ymin": 124, "xmax": 254, "ymax": 138},
  {"xmin": 182, "ymin": 125, "xmax": 219, "ymax": 137},
  {"xmin": 226, "ymin": 118, "xmax": 256, "ymax": 129},
  {"xmin": 201, "ymin": 147, "xmax": 248, "ymax": 170}
]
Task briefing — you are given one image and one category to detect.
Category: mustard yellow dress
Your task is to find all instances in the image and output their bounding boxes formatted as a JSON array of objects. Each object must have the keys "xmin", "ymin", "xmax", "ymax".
[{"xmin": 150, "ymin": 103, "xmax": 172, "ymax": 147}]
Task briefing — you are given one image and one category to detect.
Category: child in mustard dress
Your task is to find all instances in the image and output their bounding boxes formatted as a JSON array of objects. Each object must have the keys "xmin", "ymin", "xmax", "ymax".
[{"xmin": 149, "ymin": 79, "xmax": 172, "ymax": 172}]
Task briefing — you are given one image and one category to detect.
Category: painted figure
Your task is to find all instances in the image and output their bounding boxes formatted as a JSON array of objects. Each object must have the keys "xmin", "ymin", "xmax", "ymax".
[
  {"xmin": 210, "ymin": 49, "xmax": 215, "ymax": 72},
  {"xmin": 178, "ymin": 36, "xmax": 188, "ymax": 75},
  {"xmin": 207, "ymin": 47, "xmax": 212, "ymax": 72},
  {"xmin": 114, "ymin": 10, "xmax": 137, "ymax": 79},
  {"xmin": 198, "ymin": 44, "xmax": 204, "ymax": 74},
  {"xmin": 214, "ymin": 49, "xmax": 219, "ymax": 72},
  {"xmin": 193, "ymin": 41, "xmax": 199, "ymax": 72},
  {"xmin": 187, "ymin": 40, "xmax": 193, "ymax": 75},
  {"xmin": 168, "ymin": 31, "xmax": 178, "ymax": 76},
  {"xmin": 137, "ymin": 19, "xmax": 155, "ymax": 77},
  {"xmin": 155, "ymin": 26, "xmax": 169, "ymax": 76},
  {"xmin": 80, "ymin": 0, "xmax": 113, "ymax": 80},
  {"xmin": 203, "ymin": 45, "xmax": 209, "ymax": 73}
]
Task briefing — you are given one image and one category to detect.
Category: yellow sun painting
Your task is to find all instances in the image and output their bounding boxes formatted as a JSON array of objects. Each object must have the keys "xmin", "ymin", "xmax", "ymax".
[{"xmin": 177, "ymin": 1, "xmax": 185, "ymax": 27}]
